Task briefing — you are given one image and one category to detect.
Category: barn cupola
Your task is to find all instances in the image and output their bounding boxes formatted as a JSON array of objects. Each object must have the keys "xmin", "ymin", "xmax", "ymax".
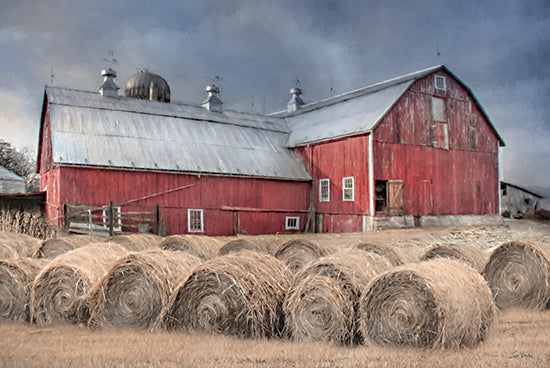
[
  {"xmin": 202, "ymin": 84, "xmax": 223, "ymax": 113},
  {"xmin": 98, "ymin": 68, "xmax": 119, "ymax": 97},
  {"xmin": 287, "ymin": 87, "xmax": 304, "ymax": 112},
  {"xmin": 125, "ymin": 70, "xmax": 171, "ymax": 102}
]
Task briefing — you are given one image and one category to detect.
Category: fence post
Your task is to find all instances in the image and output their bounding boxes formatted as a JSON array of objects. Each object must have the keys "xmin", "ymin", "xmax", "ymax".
[
  {"xmin": 108, "ymin": 200, "xmax": 114, "ymax": 237},
  {"xmin": 63, "ymin": 204, "xmax": 69, "ymax": 233},
  {"xmin": 155, "ymin": 205, "xmax": 160, "ymax": 235},
  {"xmin": 88, "ymin": 209, "xmax": 92, "ymax": 236}
]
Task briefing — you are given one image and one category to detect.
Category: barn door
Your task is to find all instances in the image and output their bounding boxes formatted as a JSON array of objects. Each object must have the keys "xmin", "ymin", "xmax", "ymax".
[{"xmin": 388, "ymin": 180, "xmax": 404, "ymax": 216}]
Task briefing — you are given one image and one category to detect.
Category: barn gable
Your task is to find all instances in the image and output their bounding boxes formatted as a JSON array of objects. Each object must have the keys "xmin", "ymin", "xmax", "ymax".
[
  {"xmin": 38, "ymin": 86, "xmax": 311, "ymax": 181},
  {"xmin": 283, "ymin": 65, "xmax": 504, "ymax": 148}
]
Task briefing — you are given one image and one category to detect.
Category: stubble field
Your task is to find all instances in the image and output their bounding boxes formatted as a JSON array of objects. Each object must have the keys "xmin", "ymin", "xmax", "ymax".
[{"xmin": 1, "ymin": 219, "xmax": 550, "ymax": 367}]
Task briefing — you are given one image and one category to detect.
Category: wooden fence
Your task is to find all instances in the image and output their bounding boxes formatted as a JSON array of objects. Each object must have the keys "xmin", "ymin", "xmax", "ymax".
[{"xmin": 63, "ymin": 201, "xmax": 160, "ymax": 236}]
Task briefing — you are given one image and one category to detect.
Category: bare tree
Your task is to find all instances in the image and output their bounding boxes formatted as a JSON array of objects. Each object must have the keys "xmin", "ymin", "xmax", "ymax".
[{"xmin": 0, "ymin": 138, "xmax": 40, "ymax": 192}]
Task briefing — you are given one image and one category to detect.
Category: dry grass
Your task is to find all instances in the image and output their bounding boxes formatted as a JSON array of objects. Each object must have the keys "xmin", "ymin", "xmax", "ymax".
[
  {"xmin": 360, "ymin": 259, "xmax": 495, "ymax": 349},
  {"xmin": 0, "ymin": 309, "xmax": 549, "ymax": 367}
]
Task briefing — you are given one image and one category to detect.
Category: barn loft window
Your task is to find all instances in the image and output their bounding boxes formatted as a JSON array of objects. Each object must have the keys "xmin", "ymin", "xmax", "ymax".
[
  {"xmin": 319, "ymin": 179, "xmax": 330, "ymax": 202},
  {"xmin": 188, "ymin": 209, "xmax": 204, "ymax": 232},
  {"xmin": 435, "ymin": 75, "xmax": 446, "ymax": 91},
  {"xmin": 343, "ymin": 177, "xmax": 354, "ymax": 201},
  {"xmin": 285, "ymin": 216, "xmax": 299, "ymax": 230},
  {"xmin": 432, "ymin": 97, "xmax": 449, "ymax": 149}
]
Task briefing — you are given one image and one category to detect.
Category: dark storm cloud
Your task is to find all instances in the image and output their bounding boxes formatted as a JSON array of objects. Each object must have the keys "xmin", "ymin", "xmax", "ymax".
[{"xmin": 0, "ymin": 0, "xmax": 549, "ymax": 187}]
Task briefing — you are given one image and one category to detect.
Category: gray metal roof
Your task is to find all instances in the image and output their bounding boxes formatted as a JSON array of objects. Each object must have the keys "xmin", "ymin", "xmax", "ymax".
[
  {"xmin": 0, "ymin": 165, "xmax": 24, "ymax": 181},
  {"xmin": 280, "ymin": 65, "xmax": 505, "ymax": 147},
  {"xmin": 45, "ymin": 87, "xmax": 311, "ymax": 181}
]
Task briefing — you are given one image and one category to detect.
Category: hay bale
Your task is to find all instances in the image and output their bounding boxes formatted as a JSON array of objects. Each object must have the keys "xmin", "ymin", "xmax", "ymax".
[
  {"xmin": 0, "ymin": 258, "xmax": 49, "ymax": 321},
  {"xmin": 353, "ymin": 242, "xmax": 417, "ymax": 266},
  {"xmin": 284, "ymin": 248, "xmax": 391, "ymax": 345},
  {"xmin": 30, "ymin": 242, "xmax": 129, "ymax": 326},
  {"xmin": 31, "ymin": 235, "xmax": 100, "ymax": 259},
  {"xmin": 157, "ymin": 235, "xmax": 220, "ymax": 260},
  {"xmin": 421, "ymin": 245, "xmax": 489, "ymax": 272},
  {"xmin": 158, "ymin": 251, "xmax": 290, "ymax": 339},
  {"xmin": 360, "ymin": 259, "xmax": 495, "ymax": 349},
  {"xmin": 0, "ymin": 242, "xmax": 18, "ymax": 259},
  {"xmin": 482, "ymin": 240, "xmax": 550, "ymax": 309},
  {"xmin": 107, "ymin": 233, "xmax": 161, "ymax": 252},
  {"xmin": 0, "ymin": 232, "xmax": 40, "ymax": 257},
  {"xmin": 218, "ymin": 238, "xmax": 267, "ymax": 256},
  {"xmin": 82, "ymin": 249, "xmax": 201, "ymax": 329},
  {"xmin": 274, "ymin": 239, "xmax": 330, "ymax": 273}
]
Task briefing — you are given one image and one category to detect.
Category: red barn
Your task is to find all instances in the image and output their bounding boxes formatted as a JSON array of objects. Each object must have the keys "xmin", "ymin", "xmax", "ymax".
[{"xmin": 37, "ymin": 65, "xmax": 504, "ymax": 235}]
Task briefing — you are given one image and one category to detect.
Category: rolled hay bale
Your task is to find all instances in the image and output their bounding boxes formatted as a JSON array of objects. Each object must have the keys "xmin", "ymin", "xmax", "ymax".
[
  {"xmin": 158, "ymin": 251, "xmax": 291, "ymax": 339},
  {"xmin": 284, "ymin": 248, "xmax": 391, "ymax": 345},
  {"xmin": 30, "ymin": 242, "xmax": 129, "ymax": 326},
  {"xmin": 0, "ymin": 258, "xmax": 49, "ymax": 322},
  {"xmin": 246, "ymin": 236, "xmax": 287, "ymax": 255},
  {"xmin": 0, "ymin": 242, "xmax": 18, "ymax": 259},
  {"xmin": 360, "ymin": 259, "xmax": 495, "ymax": 349},
  {"xmin": 482, "ymin": 240, "xmax": 550, "ymax": 310},
  {"xmin": 31, "ymin": 235, "xmax": 101, "ymax": 259},
  {"xmin": 274, "ymin": 239, "xmax": 330, "ymax": 273},
  {"xmin": 353, "ymin": 242, "xmax": 418, "ymax": 266},
  {"xmin": 106, "ymin": 233, "xmax": 161, "ymax": 252},
  {"xmin": 0, "ymin": 232, "xmax": 40, "ymax": 257},
  {"xmin": 158, "ymin": 235, "xmax": 221, "ymax": 260},
  {"xmin": 81, "ymin": 249, "xmax": 201, "ymax": 329},
  {"xmin": 421, "ymin": 245, "xmax": 489, "ymax": 272},
  {"xmin": 218, "ymin": 238, "xmax": 267, "ymax": 256}
]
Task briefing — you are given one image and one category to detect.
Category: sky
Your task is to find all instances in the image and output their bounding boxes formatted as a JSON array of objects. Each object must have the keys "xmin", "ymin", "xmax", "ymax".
[{"xmin": 0, "ymin": 0, "xmax": 549, "ymax": 188}]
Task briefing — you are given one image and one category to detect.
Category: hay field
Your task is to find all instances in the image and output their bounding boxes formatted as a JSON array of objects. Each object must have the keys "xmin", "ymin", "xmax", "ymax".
[{"xmin": 1, "ymin": 219, "xmax": 550, "ymax": 367}]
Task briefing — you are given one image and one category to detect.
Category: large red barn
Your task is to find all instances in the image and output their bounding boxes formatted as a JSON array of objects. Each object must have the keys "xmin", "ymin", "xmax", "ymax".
[{"xmin": 37, "ymin": 65, "xmax": 505, "ymax": 235}]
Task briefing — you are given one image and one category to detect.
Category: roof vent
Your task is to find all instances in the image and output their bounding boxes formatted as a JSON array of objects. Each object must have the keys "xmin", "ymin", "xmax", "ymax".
[
  {"xmin": 202, "ymin": 84, "xmax": 223, "ymax": 113},
  {"xmin": 287, "ymin": 87, "xmax": 304, "ymax": 112},
  {"xmin": 98, "ymin": 68, "xmax": 119, "ymax": 97}
]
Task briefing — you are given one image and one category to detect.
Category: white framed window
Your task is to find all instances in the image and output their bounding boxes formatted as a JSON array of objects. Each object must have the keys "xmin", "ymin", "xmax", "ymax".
[
  {"xmin": 285, "ymin": 216, "xmax": 299, "ymax": 230},
  {"xmin": 343, "ymin": 177, "xmax": 354, "ymax": 201},
  {"xmin": 103, "ymin": 205, "xmax": 122, "ymax": 232},
  {"xmin": 435, "ymin": 75, "xmax": 446, "ymax": 91},
  {"xmin": 319, "ymin": 179, "xmax": 330, "ymax": 202},
  {"xmin": 188, "ymin": 209, "xmax": 204, "ymax": 232}
]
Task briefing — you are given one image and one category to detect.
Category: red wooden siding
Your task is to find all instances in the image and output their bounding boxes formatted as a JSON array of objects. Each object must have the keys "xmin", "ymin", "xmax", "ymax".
[
  {"xmin": 373, "ymin": 70, "xmax": 500, "ymax": 217},
  {"xmin": 40, "ymin": 166, "xmax": 310, "ymax": 236}
]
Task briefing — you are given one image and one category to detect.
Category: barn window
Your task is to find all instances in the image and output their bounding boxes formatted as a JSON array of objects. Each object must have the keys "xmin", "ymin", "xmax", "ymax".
[
  {"xmin": 285, "ymin": 216, "xmax": 299, "ymax": 230},
  {"xmin": 188, "ymin": 209, "xmax": 204, "ymax": 232},
  {"xmin": 319, "ymin": 179, "xmax": 330, "ymax": 202},
  {"xmin": 435, "ymin": 75, "xmax": 446, "ymax": 91},
  {"xmin": 343, "ymin": 177, "xmax": 354, "ymax": 201}
]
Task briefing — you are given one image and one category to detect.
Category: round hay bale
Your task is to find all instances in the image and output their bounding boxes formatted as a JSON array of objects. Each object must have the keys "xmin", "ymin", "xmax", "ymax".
[
  {"xmin": 246, "ymin": 236, "xmax": 286, "ymax": 255},
  {"xmin": 421, "ymin": 245, "xmax": 489, "ymax": 272},
  {"xmin": 284, "ymin": 248, "xmax": 391, "ymax": 345},
  {"xmin": 0, "ymin": 232, "xmax": 40, "ymax": 257},
  {"xmin": 0, "ymin": 242, "xmax": 18, "ymax": 259},
  {"xmin": 30, "ymin": 242, "xmax": 129, "ymax": 326},
  {"xmin": 353, "ymin": 242, "xmax": 417, "ymax": 266},
  {"xmin": 218, "ymin": 238, "xmax": 266, "ymax": 256},
  {"xmin": 82, "ymin": 249, "xmax": 201, "ymax": 329},
  {"xmin": 0, "ymin": 258, "xmax": 49, "ymax": 322},
  {"xmin": 107, "ymin": 233, "xmax": 160, "ymax": 252},
  {"xmin": 482, "ymin": 240, "xmax": 550, "ymax": 310},
  {"xmin": 31, "ymin": 235, "xmax": 100, "ymax": 259},
  {"xmin": 158, "ymin": 251, "xmax": 290, "ymax": 339},
  {"xmin": 274, "ymin": 239, "xmax": 330, "ymax": 273},
  {"xmin": 360, "ymin": 259, "xmax": 495, "ymax": 349},
  {"xmin": 158, "ymin": 235, "xmax": 220, "ymax": 260}
]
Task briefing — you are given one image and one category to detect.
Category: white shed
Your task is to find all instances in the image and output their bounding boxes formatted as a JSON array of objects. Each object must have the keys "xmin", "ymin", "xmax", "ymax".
[
  {"xmin": 0, "ymin": 165, "xmax": 25, "ymax": 194},
  {"xmin": 500, "ymin": 181, "xmax": 543, "ymax": 218}
]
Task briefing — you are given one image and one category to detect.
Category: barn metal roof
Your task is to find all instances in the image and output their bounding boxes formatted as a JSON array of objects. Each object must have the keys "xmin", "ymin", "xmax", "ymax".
[
  {"xmin": 0, "ymin": 165, "xmax": 24, "ymax": 181},
  {"xmin": 280, "ymin": 65, "xmax": 505, "ymax": 147},
  {"xmin": 45, "ymin": 87, "xmax": 311, "ymax": 181}
]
